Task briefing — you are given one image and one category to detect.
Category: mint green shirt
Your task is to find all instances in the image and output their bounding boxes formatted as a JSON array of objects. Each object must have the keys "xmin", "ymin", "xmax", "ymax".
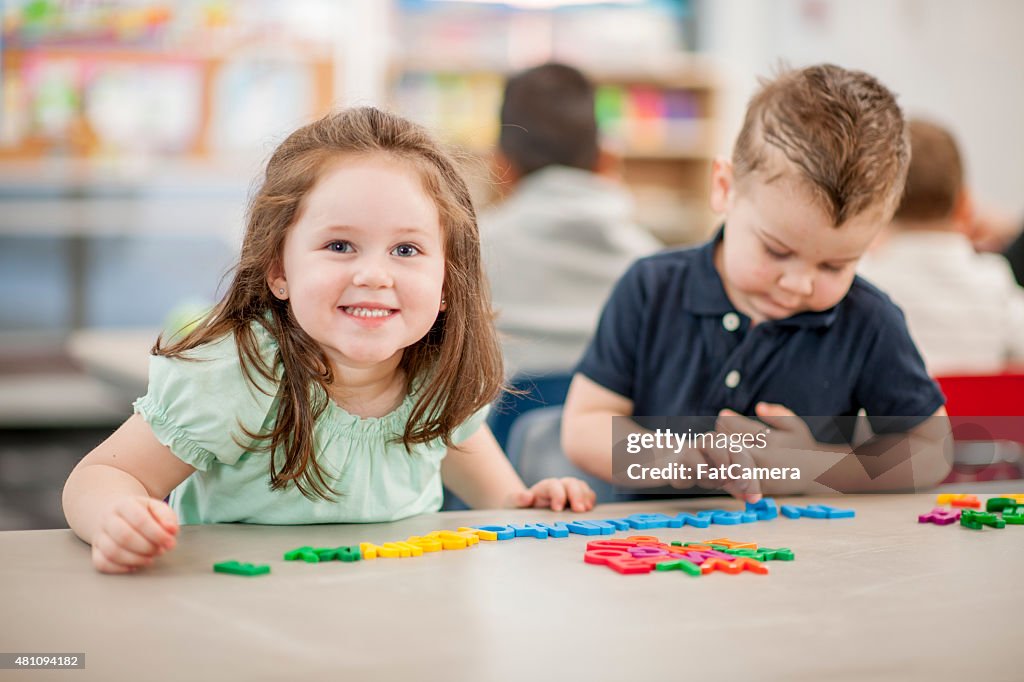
[{"xmin": 133, "ymin": 322, "xmax": 487, "ymax": 525}]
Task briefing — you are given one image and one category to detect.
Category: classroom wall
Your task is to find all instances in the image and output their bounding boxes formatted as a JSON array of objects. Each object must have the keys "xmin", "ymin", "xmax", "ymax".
[{"xmin": 701, "ymin": 0, "xmax": 1024, "ymax": 216}]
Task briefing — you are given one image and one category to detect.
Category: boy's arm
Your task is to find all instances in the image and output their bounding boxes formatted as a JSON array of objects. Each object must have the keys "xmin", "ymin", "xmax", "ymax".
[
  {"xmin": 441, "ymin": 424, "xmax": 594, "ymax": 512},
  {"xmin": 63, "ymin": 413, "xmax": 195, "ymax": 546},
  {"xmin": 837, "ymin": 405, "xmax": 953, "ymax": 492},
  {"xmin": 561, "ymin": 373, "xmax": 632, "ymax": 482},
  {"xmin": 731, "ymin": 404, "xmax": 953, "ymax": 494},
  {"xmin": 561, "ymin": 373, "xmax": 713, "ymax": 489}
]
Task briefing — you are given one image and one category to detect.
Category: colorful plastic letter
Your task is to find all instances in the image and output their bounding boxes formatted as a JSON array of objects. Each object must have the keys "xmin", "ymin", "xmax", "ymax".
[
  {"xmin": 655, "ymin": 559, "xmax": 702, "ymax": 576},
  {"xmin": 532, "ymin": 522, "xmax": 571, "ymax": 537},
  {"xmin": 918, "ymin": 508, "xmax": 961, "ymax": 525},
  {"xmin": 673, "ymin": 512, "xmax": 712, "ymax": 528},
  {"xmin": 473, "ymin": 525, "xmax": 516, "ymax": 540},
  {"xmin": 284, "ymin": 546, "xmax": 320, "ymax": 562},
  {"xmin": 567, "ymin": 520, "xmax": 616, "ymax": 536},
  {"xmin": 948, "ymin": 494, "xmax": 982, "ymax": 509},
  {"xmin": 780, "ymin": 505, "xmax": 803, "ymax": 519},
  {"xmin": 214, "ymin": 560, "xmax": 270, "ymax": 576},
  {"xmin": 986, "ymin": 497, "xmax": 1018, "ymax": 513},
  {"xmin": 746, "ymin": 498, "xmax": 779, "ymax": 520},
  {"xmin": 509, "ymin": 523, "xmax": 549, "ymax": 539}
]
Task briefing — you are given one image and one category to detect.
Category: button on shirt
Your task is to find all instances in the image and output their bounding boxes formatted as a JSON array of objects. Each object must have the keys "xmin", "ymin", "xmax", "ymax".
[{"xmin": 576, "ymin": 228, "xmax": 945, "ymax": 442}]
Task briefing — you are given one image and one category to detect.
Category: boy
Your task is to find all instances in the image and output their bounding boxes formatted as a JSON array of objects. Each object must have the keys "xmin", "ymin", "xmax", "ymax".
[
  {"xmin": 859, "ymin": 118, "xmax": 1024, "ymax": 375},
  {"xmin": 561, "ymin": 64, "xmax": 952, "ymax": 500},
  {"xmin": 482, "ymin": 62, "xmax": 661, "ymax": 379}
]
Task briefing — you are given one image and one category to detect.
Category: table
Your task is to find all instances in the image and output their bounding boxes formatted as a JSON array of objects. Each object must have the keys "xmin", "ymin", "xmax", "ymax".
[
  {"xmin": 1, "ymin": 491, "xmax": 1021, "ymax": 681},
  {"xmin": 66, "ymin": 327, "xmax": 156, "ymax": 399}
]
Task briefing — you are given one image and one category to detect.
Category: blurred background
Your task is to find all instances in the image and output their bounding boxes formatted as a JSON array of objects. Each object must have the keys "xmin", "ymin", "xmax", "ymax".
[{"xmin": 2, "ymin": 0, "xmax": 1023, "ymax": 529}]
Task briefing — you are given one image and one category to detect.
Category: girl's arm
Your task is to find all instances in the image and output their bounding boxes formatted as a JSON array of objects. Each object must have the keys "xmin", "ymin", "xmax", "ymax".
[
  {"xmin": 62, "ymin": 413, "xmax": 196, "ymax": 573},
  {"xmin": 441, "ymin": 424, "xmax": 595, "ymax": 512}
]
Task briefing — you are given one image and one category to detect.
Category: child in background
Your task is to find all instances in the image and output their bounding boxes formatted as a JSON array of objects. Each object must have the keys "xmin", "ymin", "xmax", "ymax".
[
  {"xmin": 859, "ymin": 118, "xmax": 1024, "ymax": 375},
  {"xmin": 482, "ymin": 63, "xmax": 661, "ymax": 379},
  {"xmin": 562, "ymin": 64, "xmax": 952, "ymax": 500},
  {"xmin": 63, "ymin": 108, "xmax": 595, "ymax": 574}
]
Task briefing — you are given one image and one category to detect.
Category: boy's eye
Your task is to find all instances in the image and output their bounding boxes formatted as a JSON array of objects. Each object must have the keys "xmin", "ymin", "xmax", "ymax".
[
  {"xmin": 391, "ymin": 244, "xmax": 420, "ymax": 257},
  {"xmin": 819, "ymin": 263, "xmax": 844, "ymax": 273},
  {"xmin": 764, "ymin": 245, "xmax": 790, "ymax": 259},
  {"xmin": 326, "ymin": 240, "xmax": 353, "ymax": 253}
]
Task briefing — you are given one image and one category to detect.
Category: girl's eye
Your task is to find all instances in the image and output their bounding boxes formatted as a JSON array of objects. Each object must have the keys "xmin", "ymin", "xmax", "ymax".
[
  {"xmin": 391, "ymin": 244, "xmax": 420, "ymax": 257},
  {"xmin": 326, "ymin": 241, "xmax": 352, "ymax": 253}
]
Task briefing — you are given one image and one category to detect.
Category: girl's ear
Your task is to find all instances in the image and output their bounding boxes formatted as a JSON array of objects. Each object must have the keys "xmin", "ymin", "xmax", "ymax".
[
  {"xmin": 709, "ymin": 156, "xmax": 735, "ymax": 215},
  {"xmin": 439, "ymin": 294, "xmax": 447, "ymax": 312},
  {"xmin": 267, "ymin": 264, "xmax": 288, "ymax": 300}
]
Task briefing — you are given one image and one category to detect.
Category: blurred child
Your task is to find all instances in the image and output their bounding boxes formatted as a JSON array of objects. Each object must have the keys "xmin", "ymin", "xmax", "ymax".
[
  {"xmin": 562, "ymin": 65, "xmax": 952, "ymax": 500},
  {"xmin": 482, "ymin": 63, "xmax": 661, "ymax": 378},
  {"xmin": 859, "ymin": 119, "xmax": 1024, "ymax": 374},
  {"xmin": 63, "ymin": 108, "xmax": 595, "ymax": 574},
  {"xmin": 1004, "ymin": 223, "xmax": 1024, "ymax": 286}
]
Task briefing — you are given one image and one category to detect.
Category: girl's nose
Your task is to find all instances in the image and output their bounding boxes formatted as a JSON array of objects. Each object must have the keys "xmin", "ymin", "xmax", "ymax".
[{"xmin": 351, "ymin": 258, "xmax": 394, "ymax": 288}]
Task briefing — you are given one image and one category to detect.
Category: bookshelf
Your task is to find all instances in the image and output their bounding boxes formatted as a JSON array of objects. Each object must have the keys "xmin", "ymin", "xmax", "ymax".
[
  {"xmin": 0, "ymin": 0, "xmax": 338, "ymax": 163},
  {"xmin": 387, "ymin": 0, "xmax": 720, "ymax": 245}
]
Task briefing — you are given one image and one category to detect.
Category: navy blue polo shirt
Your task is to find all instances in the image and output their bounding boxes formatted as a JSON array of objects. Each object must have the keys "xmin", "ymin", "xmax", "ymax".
[{"xmin": 576, "ymin": 229, "xmax": 944, "ymax": 442}]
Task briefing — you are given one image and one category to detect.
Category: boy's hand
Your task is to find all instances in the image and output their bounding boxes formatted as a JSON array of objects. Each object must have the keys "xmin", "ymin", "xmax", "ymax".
[
  {"xmin": 91, "ymin": 497, "xmax": 179, "ymax": 574},
  {"xmin": 752, "ymin": 402, "xmax": 817, "ymax": 449},
  {"xmin": 703, "ymin": 405, "xmax": 810, "ymax": 503},
  {"xmin": 706, "ymin": 403, "xmax": 819, "ymax": 500},
  {"xmin": 699, "ymin": 430, "xmax": 764, "ymax": 504},
  {"xmin": 667, "ymin": 446, "xmax": 726, "ymax": 492},
  {"xmin": 513, "ymin": 478, "xmax": 596, "ymax": 513}
]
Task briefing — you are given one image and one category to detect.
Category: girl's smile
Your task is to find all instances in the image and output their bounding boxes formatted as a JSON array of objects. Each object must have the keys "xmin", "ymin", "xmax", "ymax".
[
  {"xmin": 269, "ymin": 154, "xmax": 446, "ymax": 373},
  {"xmin": 339, "ymin": 303, "xmax": 399, "ymax": 327}
]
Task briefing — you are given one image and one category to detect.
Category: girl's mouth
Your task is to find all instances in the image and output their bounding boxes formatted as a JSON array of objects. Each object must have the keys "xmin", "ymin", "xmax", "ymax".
[{"xmin": 340, "ymin": 306, "xmax": 397, "ymax": 319}]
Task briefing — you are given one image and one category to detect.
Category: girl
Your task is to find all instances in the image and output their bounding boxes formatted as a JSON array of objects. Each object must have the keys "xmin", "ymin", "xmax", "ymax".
[{"xmin": 63, "ymin": 108, "xmax": 596, "ymax": 574}]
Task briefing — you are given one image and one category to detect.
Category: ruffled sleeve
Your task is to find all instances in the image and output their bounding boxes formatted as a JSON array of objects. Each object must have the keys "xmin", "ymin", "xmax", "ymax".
[
  {"xmin": 451, "ymin": 404, "xmax": 491, "ymax": 445},
  {"xmin": 133, "ymin": 330, "xmax": 279, "ymax": 471}
]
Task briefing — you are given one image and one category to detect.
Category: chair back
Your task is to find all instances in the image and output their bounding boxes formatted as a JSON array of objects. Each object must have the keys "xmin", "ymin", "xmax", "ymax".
[
  {"xmin": 934, "ymin": 373, "xmax": 1024, "ymax": 482},
  {"xmin": 505, "ymin": 405, "xmax": 618, "ymax": 503},
  {"xmin": 488, "ymin": 372, "xmax": 574, "ymax": 452}
]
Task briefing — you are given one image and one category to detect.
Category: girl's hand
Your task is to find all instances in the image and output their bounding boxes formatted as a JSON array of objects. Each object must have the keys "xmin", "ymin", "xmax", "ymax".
[
  {"xmin": 513, "ymin": 477, "xmax": 597, "ymax": 513},
  {"xmin": 91, "ymin": 497, "xmax": 179, "ymax": 574}
]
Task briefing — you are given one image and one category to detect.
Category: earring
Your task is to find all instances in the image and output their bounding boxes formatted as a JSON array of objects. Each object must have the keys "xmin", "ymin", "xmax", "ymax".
[
  {"xmin": 441, "ymin": 297, "xmax": 446, "ymax": 305},
  {"xmin": 278, "ymin": 288, "xmax": 285, "ymax": 295}
]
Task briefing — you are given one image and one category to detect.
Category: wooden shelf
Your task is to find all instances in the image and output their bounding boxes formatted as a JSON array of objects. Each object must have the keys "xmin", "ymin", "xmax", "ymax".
[{"xmin": 0, "ymin": 44, "xmax": 334, "ymax": 160}]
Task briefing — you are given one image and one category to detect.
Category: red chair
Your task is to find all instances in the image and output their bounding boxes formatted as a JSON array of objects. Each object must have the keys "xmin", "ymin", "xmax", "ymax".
[{"xmin": 934, "ymin": 373, "xmax": 1024, "ymax": 482}]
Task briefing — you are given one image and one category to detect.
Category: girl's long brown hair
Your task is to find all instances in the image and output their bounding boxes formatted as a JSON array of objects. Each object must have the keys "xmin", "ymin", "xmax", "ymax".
[{"xmin": 155, "ymin": 107, "xmax": 504, "ymax": 501}]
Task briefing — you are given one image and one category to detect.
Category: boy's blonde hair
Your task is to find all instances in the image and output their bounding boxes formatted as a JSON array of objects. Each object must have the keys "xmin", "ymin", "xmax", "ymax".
[
  {"xmin": 156, "ymin": 107, "xmax": 504, "ymax": 501},
  {"xmin": 894, "ymin": 118, "xmax": 963, "ymax": 222},
  {"xmin": 733, "ymin": 64, "xmax": 910, "ymax": 226}
]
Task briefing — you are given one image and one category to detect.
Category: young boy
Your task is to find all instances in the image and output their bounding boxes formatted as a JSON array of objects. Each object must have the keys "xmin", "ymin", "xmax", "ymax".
[
  {"xmin": 859, "ymin": 118, "xmax": 1024, "ymax": 375},
  {"xmin": 561, "ymin": 64, "xmax": 952, "ymax": 500}
]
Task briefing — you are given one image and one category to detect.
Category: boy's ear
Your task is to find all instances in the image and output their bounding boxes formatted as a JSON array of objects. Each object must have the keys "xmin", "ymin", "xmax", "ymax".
[
  {"xmin": 710, "ymin": 156, "xmax": 734, "ymax": 214},
  {"xmin": 594, "ymin": 147, "xmax": 623, "ymax": 180},
  {"xmin": 952, "ymin": 188, "xmax": 974, "ymax": 234}
]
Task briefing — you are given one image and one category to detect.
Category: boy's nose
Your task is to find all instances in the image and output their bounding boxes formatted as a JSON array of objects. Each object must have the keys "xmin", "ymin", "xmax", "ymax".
[{"xmin": 778, "ymin": 268, "xmax": 814, "ymax": 297}]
